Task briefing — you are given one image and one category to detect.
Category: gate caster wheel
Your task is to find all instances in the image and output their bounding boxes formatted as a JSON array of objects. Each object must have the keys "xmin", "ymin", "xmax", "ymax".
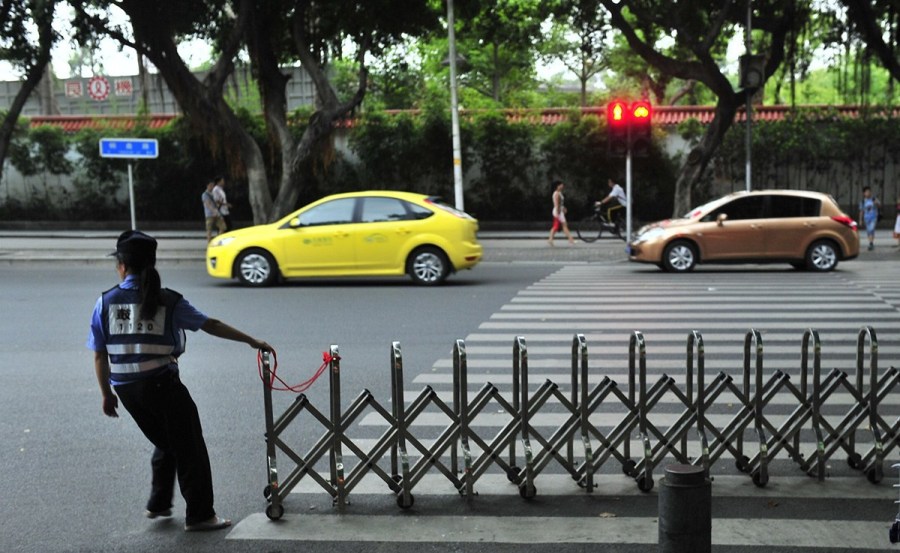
[
  {"xmin": 397, "ymin": 493, "xmax": 415, "ymax": 509},
  {"xmin": 847, "ymin": 453, "xmax": 863, "ymax": 470},
  {"xmin": 506, "ymin": 466, "xmax": 521, "ymax": 482},
  {"xmin": 622, "ymin": 459, "xmax": 637, "ymax": 477},
  {"xmin": 518, "ymin": 483, "xmax": 537, "ymax": 499},
  {"xmin": 637, "ymin": 475, "xmax": 654, "ymax": 492},
  {"xmin": 265, "ymin": 503, "xmax": 284, "ymax": 521},
  {"xmin": 752, "ymin": 470, "xmax": 769, "ymax": 488},
  {"xmin": 866, "ymin": 467, "xmax": 882, "ymax": 484},
  {"xmin": 263, "ymin": 485, "xmax": 272, "ymax": 499},
  {"xmin": 735, "ymin": 455, "xmax": 751, "ymax": 473}
]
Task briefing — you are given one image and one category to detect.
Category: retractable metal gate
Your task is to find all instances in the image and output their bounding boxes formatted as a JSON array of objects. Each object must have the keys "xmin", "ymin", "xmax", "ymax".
[{"xmin": 260, "ymin": 327, "xmax": 900, "ymax": 520}]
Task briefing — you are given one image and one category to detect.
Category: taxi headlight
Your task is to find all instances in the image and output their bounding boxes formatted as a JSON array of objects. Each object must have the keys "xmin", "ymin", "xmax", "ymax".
[{"xmin": 211, "ymin": 236, "xmax": 235, "ymax": 247}]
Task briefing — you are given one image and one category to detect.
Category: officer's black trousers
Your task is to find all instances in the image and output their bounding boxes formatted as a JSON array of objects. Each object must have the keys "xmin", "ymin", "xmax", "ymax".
[{"xmin": 115, "ymin": 370, "xmax": 216, "ymax": 525}]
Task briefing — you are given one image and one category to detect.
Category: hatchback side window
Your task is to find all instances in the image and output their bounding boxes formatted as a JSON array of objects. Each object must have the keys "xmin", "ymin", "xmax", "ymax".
[
  {"xmin": 769, "ymin": 195, "xmax": 821, "ymax": 218},
  {"xmin": 360, "ymin": 197, "xmax": 411, "ymax": 223},
  {"xmin": 297, "ymin": 198, "xmax": 356, "ymax": 227},
  {"xmin": 703, "ymin": 196, "xmax": 765, "ymax": 221}
]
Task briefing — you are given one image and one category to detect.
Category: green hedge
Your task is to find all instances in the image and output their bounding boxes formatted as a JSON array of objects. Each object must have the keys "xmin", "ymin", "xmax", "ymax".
[{"xmin": 7, "ymin": 107, "xmax": 898, "ymax": 225}]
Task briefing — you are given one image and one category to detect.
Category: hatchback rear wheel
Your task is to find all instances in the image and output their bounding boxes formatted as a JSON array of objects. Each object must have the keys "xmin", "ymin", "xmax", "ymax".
[
  {"xmin": 662, "ymin": 240, "xmax": 697, "ymax": 273},
  {"xmin": 805, "ymin": 240, "xmax": 839, "ymax": 272}
]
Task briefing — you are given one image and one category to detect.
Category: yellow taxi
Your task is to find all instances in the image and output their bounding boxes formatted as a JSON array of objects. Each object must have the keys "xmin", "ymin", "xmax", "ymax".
[{"xmin": 206, "ymin": 191, "xmax": 483, "ymax": 286}]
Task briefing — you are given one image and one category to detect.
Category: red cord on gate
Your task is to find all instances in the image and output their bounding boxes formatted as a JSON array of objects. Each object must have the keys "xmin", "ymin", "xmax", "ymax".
[{"xmin": 257, "ymin": 349, "xmax": 337, "ymax": 393}]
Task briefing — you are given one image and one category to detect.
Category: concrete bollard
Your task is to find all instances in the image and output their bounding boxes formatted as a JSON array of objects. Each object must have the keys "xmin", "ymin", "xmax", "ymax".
[{"xmin": 658, "ymin": 464, "xmax": 711, "ymax": 553}]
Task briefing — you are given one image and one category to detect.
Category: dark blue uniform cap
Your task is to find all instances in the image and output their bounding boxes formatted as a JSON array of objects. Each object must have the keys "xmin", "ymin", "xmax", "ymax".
[{"xmin": 112, "ymin": 230, "xmax": 157, "ymax": 266}]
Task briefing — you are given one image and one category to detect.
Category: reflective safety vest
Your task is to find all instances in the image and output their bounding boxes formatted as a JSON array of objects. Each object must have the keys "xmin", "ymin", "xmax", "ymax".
[{"xmin": 101, "ymin": 285, "xmax": 185, "ymax": 383}]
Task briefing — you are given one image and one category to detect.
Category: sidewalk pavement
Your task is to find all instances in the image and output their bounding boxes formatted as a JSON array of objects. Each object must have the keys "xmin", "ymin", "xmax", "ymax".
[{"xmin": 0, "ymin": 229, "xmax": 897, "ymax": 265}]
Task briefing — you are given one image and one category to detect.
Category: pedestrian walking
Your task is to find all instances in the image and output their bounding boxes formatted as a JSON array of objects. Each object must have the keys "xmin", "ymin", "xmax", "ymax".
[
  {"xmin": 893, "ymin": 196, "xmax": 900, "ymax": 248},
  {"xmin": 548, "ymin": 180, "xmax": 575, "ymax": 246},
  {"xmin": 213, "ymin": 176, "xmax": 233, "ymax": 232},
  {"xmin": 858, "ymin": 186, "xmax": 881, "ymax": 251},
  {"xmin": 202, "ymin": 180, "xmax": 225, "ymax": 242},
  {"xmin": 87, "ymin": 230, "xmax": 273, "ymax": 531}
]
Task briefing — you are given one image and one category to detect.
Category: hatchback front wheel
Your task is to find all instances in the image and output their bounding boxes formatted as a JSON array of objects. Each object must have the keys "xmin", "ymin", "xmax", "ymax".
[{"xmin": 662, "ymin": 240, "xmax": 697, "ymax": 273}]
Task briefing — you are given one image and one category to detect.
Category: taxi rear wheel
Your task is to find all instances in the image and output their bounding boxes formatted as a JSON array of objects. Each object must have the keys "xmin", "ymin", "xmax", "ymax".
[
  {"xmin": 236, "ymin": 249, "xmax": 278, "ymax": 287},
  {"xmin": 407, "ymin": 247, "xmax": 449, "ymax": 285}
]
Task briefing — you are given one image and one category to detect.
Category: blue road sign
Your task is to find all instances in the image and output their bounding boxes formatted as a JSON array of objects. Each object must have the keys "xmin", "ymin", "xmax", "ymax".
[{"xmin": 99, "ymin": 138, "xmax": 159, "ymax": 159}]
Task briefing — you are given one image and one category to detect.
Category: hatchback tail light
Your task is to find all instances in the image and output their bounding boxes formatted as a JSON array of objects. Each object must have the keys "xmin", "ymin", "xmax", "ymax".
[{"xmin": 831, "ymin": 215, "xmax": 858, "ymax": 231}]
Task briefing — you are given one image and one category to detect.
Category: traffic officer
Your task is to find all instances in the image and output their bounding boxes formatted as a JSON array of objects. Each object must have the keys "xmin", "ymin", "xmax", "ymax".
[{"xmin": 87, "ymin": 230, "xmax": 272, "ymax": 531}]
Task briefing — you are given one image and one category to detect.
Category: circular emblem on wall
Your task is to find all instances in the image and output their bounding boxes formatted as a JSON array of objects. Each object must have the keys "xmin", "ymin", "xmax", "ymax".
[{"xmin": 88, "ymin": 76, "xmax": 110, "ymax": 101}]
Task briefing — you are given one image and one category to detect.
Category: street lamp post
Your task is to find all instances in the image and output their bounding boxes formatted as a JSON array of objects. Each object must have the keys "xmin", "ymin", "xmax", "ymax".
[
  {"xmin": 447, "ymin": 0, "xmax": 465, "ymax": 211},
  {"xmin": 745, "ymin": 0, "xmax": 752, "ymax": 193}
]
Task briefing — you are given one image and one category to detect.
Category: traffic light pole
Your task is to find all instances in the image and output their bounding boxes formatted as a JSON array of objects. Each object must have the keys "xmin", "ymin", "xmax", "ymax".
[{"xmin": 625, "ymin": 149, "xmax": 632, "ymax": 251}]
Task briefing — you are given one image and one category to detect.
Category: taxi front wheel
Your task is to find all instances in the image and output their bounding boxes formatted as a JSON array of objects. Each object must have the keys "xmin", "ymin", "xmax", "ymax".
[
  {"xmin": 408, "ymin": 247, "xmax": 449, "ymax": 285},
  {"xmin": 236, "ymin": 249, "xmax": 278, "ymax": 287}
]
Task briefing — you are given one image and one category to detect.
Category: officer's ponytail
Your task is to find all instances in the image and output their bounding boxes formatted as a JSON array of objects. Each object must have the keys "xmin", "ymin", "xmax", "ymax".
[
  {"xmin": 138, "ymin": 265, "xmax": 162, "ymax": 321},
  {"xmin": 116, "ymin": 252, "xmax": 162, "ymax": 320}
]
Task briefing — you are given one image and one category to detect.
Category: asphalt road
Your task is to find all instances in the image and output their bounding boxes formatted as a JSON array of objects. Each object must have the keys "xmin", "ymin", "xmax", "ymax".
[
  {"xmin": 1, "ymin": 262, "xmax": 560, "ymax": 553},
  {"xmin": 1, "ymin": 236, "xmax": 899, "ymax": 553}
]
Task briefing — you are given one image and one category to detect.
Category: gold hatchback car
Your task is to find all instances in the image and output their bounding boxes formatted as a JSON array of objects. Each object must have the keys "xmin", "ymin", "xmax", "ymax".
[
  {"xmin": 206, "ymin": 191, "xmax": 482, "ymax": 286},
  {"xmin": 629, "ymin": 190, "xmax": 859, "ymax": 272}
]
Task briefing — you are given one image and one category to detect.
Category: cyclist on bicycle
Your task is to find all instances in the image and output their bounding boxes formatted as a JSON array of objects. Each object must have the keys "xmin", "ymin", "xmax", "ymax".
[{"xmin": 596, "ymin": 178, "xmax": 626, "ymax": 224}]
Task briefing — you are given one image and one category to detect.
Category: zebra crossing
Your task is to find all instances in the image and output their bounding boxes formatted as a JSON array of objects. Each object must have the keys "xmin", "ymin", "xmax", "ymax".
[{"xmin": 235, "ymin": 263, "xmax": 900, "ymax": 549}]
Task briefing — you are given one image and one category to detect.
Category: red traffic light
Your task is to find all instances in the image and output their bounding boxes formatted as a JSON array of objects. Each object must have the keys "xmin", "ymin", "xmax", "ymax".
[
  {"xmin": 608, "ymin": 101, "xmax": 628, "ymax": 124},
  {"xmin": 631, "ymin": 101, "xmax": 651, "ymax": 121},
  {"xmin": 630, "ymin": 101, "xmax": 652, "ymax": 157},
  {"xmin": 607, "ymin": 101, "xmax": 629, "ymax": 156},
  {"xmin": 606, "ymin": 100, "xmax": 652, "ymax": 157}
]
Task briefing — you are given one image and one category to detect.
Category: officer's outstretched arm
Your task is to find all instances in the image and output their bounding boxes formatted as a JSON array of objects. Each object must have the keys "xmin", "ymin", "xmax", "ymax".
[{"xmin": 201, "ymin": 318, "xmax": 273, "ymax": 353}]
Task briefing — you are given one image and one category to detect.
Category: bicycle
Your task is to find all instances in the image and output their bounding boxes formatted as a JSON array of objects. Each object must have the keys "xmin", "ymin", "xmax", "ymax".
[{"xmin": 575, "ymin": 204, "xmax": 626, "ymax": 242}]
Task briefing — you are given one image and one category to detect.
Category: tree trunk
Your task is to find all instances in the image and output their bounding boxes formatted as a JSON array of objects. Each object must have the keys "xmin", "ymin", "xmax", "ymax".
[
  {"xmin": 672, "ymin": 95, "xmax": 741, "ymax": 215},
  {"xmin": 37, "ymin": 65, "xmax": 59, "ymax": 115},
  {"xmin": 0, "ymin": 2, "xmax": 55, "ymax": 184},
  {"xmin": 137, "ymin": 52, "xmax": 150, "ymax": 112},
  {"xmin": 246, "ymin": 6, "xmax": 294, "ymax": 221},
  {"xmin": 492, "ymin": 42, "xmax": 501, "ymax": 103},
  {"xmin": 113, "ymin": 0, "xmax": 274, "ymax": 223}
]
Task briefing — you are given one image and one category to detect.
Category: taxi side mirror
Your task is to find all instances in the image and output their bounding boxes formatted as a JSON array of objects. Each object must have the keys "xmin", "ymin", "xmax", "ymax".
[
  {"xmin": 716, "ymin": 213, "xmax": 728, "ymax": 227},
  {"xmin": 289, "ymin": 217, "xmax": 301, "ymax": 228}
]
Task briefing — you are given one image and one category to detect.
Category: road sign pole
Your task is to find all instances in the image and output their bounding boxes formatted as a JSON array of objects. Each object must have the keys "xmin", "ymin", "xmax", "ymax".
[
  {"xmin": 98, "ymin": 138, "xmax": 158, "ymax": 230},
  {"xmin": 127, "ymin": 162, "xmax": 136, "ymax": 230}
]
